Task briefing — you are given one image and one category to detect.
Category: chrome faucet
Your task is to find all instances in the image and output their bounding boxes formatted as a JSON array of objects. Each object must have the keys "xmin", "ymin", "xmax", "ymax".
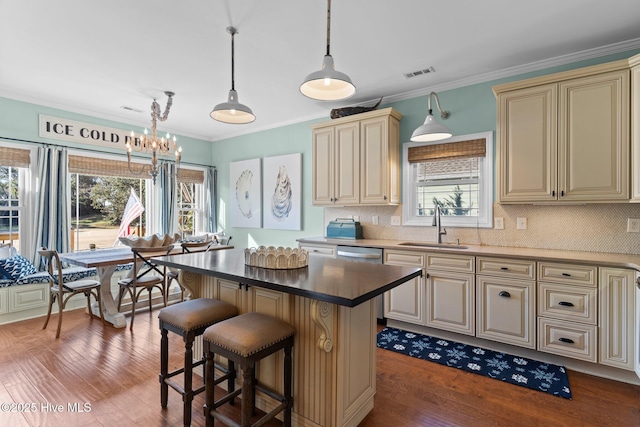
[{"xmin": 432, "ymin": 204, "xmax": 447, "ymax": 244}]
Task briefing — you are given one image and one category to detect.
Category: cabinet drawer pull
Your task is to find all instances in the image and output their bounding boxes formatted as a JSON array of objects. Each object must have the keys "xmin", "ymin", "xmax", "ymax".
[
  {"xmin": 558, "ymin": 301, "xmax": 574, "ymax": 307},
  {"xmin": 561, "ymin": 272, "xmax": 571, "ymax": 277},
  {"xmin": 558, "ymin": 337, "xmax": 574, "ymax": 344},
  {"xmin": 498, "ymin": 291, "xmax": 511, "ymax": 298},
  {"xmin": 500, "ymin": 267, "xmax": 508, "ymax": 271}
]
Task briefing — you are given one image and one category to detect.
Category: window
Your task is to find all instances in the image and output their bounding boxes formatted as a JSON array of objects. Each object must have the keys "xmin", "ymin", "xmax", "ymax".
[
  {"xmin": 402, "ymin": 131, "xmax": 493, "ymax": 228},
  {"xmin": 68, "ymin": 152, "xmax": 207, "ymax": 250},
  {"xmin": 0, "ymin": 146, "xmax": 31, "ymax": 251}
]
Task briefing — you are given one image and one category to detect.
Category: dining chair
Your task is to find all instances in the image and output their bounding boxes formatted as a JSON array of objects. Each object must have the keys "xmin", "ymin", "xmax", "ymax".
[
  {"xmin": 166, "ymin": 236, "xmax": 214, "ymax": 301},
  {"xmin": 117, "ymin": 245, "xmax": 173, "ymax": 330},
  {"xmin": 39, "ymin": 247, "xmax": 105, "ymax": 338}
]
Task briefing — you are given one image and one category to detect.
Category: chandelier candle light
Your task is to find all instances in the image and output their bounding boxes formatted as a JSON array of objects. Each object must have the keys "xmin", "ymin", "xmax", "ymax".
[{"xmin": 126, "ymin": 91, "xmax": 182, "ymax": 184}]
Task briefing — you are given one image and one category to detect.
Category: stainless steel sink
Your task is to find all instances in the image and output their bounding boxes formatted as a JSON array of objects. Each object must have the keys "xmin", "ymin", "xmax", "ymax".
[{"xmin": 397, "ymin": 242, "xmax": 469, "ymax": 250}]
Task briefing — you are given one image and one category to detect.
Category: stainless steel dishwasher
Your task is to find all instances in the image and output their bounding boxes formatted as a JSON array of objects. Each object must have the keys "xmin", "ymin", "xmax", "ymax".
[{"xmin": 336, "ymin": 245, "xmax": 385, "ymax": 321}]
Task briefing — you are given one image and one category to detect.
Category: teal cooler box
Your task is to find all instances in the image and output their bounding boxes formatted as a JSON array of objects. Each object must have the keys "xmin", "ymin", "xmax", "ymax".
[{"xmin": 326, "ymin": 218, "xmax": 363, "ymax": 239}]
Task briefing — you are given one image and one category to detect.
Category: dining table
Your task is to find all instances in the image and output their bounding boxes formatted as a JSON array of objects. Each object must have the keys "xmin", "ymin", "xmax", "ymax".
[
  {"xmin": 152, "ymin": 248, "xmax": 422, "ymax": 427},
  {"xmin": 58, "ymin": 244, "xmax": 233, "ymax": 328}
]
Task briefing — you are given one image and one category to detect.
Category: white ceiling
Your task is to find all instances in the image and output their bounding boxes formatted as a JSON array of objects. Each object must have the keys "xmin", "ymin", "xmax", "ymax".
[{"xmin": 2, "ymin": 0, "xmax": 640, "ymax": 142}]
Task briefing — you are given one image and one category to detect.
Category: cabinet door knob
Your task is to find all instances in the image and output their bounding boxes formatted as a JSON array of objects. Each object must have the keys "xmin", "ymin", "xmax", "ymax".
[
  {"xmin": 561, "ymin": 190, "xmax": 565, "ymax": 197},
  {"xmin": 558, "ymin": 337, "xmax": 575, "ymax": 344},
  {"xmin": 558, "ymin": 301, "xmax": 574, "ymax": 307},
  {"xmin": 498, "ymin": 291, "xmax": 511, "ymax": 298},
  {"xmin": 552, "ymin": 190, "xmax": 556, "ymax": 197},
  {"xmin": 637, "ymin": 277, "xmax": 640, "ymax": 289},
  {"xmin": 383, "ymin": 195, "xmax": 387, "ymax": 200}
]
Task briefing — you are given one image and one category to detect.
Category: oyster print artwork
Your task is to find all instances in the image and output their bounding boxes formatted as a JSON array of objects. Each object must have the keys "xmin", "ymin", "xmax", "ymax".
[
  {"xmin": 229, "ymin": 158, "xmax": 261, "ymax": 228},
  {"xmin": 270, "ymin": 165, "xmax": 292, "ymax": 220},
  {"xmin": 236, "ymin": 169, "xmax": 254, "ymax": 218},
  {"xmin": 263, "ymin": 153, "xmax": 301, "ymax": 230}
]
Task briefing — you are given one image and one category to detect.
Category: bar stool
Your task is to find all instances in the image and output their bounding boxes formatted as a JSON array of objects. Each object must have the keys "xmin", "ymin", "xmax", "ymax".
[
  {"xmin": 159, "ymin": 298, "xmax": 239, "ymax": 427},
  {"xmin": 203, "ymin": 312, "xmax": 295, "ymax": 427}
]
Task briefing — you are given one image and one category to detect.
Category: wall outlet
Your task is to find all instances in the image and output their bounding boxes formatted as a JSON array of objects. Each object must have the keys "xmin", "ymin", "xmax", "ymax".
[
  {"xmin": 494, "ymin": 217, "xmax": 504, "ymax": 230},
  {"xmin": 627, "ymin": 218, "xmax": 640, "ymax": 233},
  {"xmin": 372, "ymin": 215, "xmax": 379, "ymax": 225},
  {"xmin": 353, "ymin": 215, "xmax": 360, "ymax": 222},
  {"xmin": 516, "ymin": 217, "xmax": 527, "ymax": 230},
  {"xmin": 391, "ymin": 216, "xmax": 401, "ymax": 226}
]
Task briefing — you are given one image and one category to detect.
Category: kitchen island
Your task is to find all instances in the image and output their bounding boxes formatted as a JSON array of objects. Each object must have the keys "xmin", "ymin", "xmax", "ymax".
[{"xmin": 153, "ymin": 248, "xmax": 422, "ymax": 427}]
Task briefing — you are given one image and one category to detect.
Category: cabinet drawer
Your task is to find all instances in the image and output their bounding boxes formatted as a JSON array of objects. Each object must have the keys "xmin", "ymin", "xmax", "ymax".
[
  {"xmin": 538, "ymin": 262, "xmax": 597, "ymax": 287},
  {"xmin": 9, "ymin": 284, "xmax": 48, "ymax": 312},
  {"xmin": 384, "ymin": 250, "xmax": 425, "ymax": 268},
  {"xmin": 299, "ymin": 244, "xmax": 336, "ymax": 258},
  {"xmin": 0, "ymin": 288, "xmax": 7, "ymax": 314},
  {"xmin": 427, "ymin": 253, "xmax": 474, "ymax": 273},
  {"xmin": 476, "ymin": 257, "xmax": 535, "ymax": 280},
  {"xmin": 538, "ymin": 283, "xmax": 597, "ymax": 324},
  {"xmin": 537, "ymin": 317, "xmax": 597, "ymax": 363}
]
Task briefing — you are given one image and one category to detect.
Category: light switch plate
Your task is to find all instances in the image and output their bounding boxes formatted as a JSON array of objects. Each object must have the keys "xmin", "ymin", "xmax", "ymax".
[
  {"xmin": 516, "ymin": 217, "xmax": 527, "ymax": 230},
  {"xmin": 494, "ymin": 217, "xmax": 504, "ymax": 230},
  {"xmin": 372, "ymin": 215, "xmax": 379, "ymax": 225},
  {"xmin": 627, "ymin": 218, "xmax": 640, "ymax": 233},
  {"xmin": 391, "ymin": 216, "xmax": 401, "ymax": 226}
]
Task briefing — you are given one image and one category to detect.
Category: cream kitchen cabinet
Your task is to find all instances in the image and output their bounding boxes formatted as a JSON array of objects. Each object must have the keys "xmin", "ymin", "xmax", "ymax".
[
  {"xmin": 537, "ymin": 262, "xmax": 599, "ymax": 363},
  {"xmin": 310, "ymin": 108, "xmax": 402, "ymax": 206},
  {"xmin": 494, "ymin": 60, "xmax": 630, "ymax": 203},
  {"xmin": 599, "ymin": 267, "xmax": 635, "ymax": 370},
  {"xmin": 383, "ymin": 249, "xmax": 425, "ymax": 324},
  {"xmin": 425, "ymin": 253, "xmax": 475, "ymax": 336},
  {"xmin": 476, "ymin": 257, "xmax": 536, "ymax": 349},
  {"xmin": 630, "ymin": 53, "xmax": 640, "ymax": 200}
]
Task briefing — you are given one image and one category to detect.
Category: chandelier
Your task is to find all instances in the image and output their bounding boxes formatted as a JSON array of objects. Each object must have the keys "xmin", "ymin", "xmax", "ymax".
[{"xmin": 125, "ymin": 91, "xmax": 181, "ymax": 184}]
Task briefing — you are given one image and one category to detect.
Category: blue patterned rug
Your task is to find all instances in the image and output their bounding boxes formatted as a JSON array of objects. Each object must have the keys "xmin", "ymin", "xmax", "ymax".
[{"xmin": 377, "ymin": 327, "xmax": 572, "ymax": 399}]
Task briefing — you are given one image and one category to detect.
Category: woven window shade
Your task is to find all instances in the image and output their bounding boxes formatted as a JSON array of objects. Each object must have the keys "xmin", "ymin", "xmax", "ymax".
[
  {"xmin": 177, "ymin": 168, "xmax": 204, "ymax": 184},
  {"xmin": 408, "ymin": 138, "xmax": 486, "ymax": 163},
  {"xmin": 68, "ymin": 155, "xmax": 148, "ymax": 179},
  {"xmin": 68, "ymin": 155, "xmax": 204, "ymax": 183},
  {"xmin": 0, "ymin": 147, "xmax": 30, "ymax": 168}
]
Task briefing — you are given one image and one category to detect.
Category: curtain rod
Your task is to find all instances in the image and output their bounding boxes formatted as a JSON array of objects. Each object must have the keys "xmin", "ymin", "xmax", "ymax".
[{"xmin": 0, "ymin": 136, "xmax": 216, "ymax": 169}]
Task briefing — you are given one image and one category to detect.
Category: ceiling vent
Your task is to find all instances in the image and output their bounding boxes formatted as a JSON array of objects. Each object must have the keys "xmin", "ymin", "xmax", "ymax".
[
  {"xmin": 120, "ymin": 105, "xmax": 144, "ymax": 113},
  {"xmin": 403, "ymin": 66, "xmax": 436, "ymax": 79}
]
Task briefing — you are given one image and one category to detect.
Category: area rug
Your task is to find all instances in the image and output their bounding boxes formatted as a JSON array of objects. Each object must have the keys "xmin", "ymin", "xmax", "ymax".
[{"xmin": 377, "ymin": 327, "xmax": 572, "ymax": 399}]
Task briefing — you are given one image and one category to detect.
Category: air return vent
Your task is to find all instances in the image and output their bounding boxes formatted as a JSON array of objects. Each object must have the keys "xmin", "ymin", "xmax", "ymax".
[
  {"xmin": 403, "ymin": 66, "xmax": 435, "ymax": 79},
  {"xmin": 120, "ymin": 106, "xmax": 144, "ymax": 113}
]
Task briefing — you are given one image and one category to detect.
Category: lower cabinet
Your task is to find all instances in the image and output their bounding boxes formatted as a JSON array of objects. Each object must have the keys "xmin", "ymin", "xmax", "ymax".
[
  {"xmin": 599, "ymin": 267, "xmax": 635, "ymax": 370},
  {"xmin": 425, "ymin": 253, "xmax": 475, "ymax": 336},
  {"xmin": 383, "ymin": 250, "xmax": 425, "ymax": 324},
  {"xmin": 476, "ymin": 276, "xmax": 536, "ymax": 349}
]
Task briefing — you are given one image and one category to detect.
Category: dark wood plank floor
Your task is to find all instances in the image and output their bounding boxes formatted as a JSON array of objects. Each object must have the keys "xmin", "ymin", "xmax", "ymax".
[{"xmin": 0, "ymin": 308, "xmax": 638, "ymax": 427}]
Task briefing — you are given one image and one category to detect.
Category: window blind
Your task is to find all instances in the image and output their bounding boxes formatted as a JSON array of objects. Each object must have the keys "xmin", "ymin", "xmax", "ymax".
[
  {"xmin": 68, "ymin": 155, "xmax": 204, "ymax": 183},
  {"xmin": 408, "ymin": 138, "xmax": 486, "ymax": 163},
  {"xmin": 0, "ymin": 147, "xmax": 30, "ymax": 168}
]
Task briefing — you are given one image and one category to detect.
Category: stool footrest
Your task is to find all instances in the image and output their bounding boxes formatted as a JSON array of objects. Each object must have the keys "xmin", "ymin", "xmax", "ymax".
[
  {"xmin": 255, "ymin": 402, "xmax": 288, "ymax": 427},
  {"xmin": 209, "ymin": 410, "xmax": 241, "ymax": 427},
  {"xmin": 214, "ymin": 387, "xmax": 242, "ymax": 409},
  {"xmin": 254, "ymin": 383, "xmax": 286, "ymax": 404}
]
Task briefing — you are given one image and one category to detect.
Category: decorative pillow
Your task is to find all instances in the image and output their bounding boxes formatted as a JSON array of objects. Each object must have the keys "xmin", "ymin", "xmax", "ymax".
[
  {"xmin": 0, "ymin": 244, "xmax": 18, "ymax": 280},
  {"xmin": 0, "ymin": 254, "xmax": 38, "ymax": 281}
]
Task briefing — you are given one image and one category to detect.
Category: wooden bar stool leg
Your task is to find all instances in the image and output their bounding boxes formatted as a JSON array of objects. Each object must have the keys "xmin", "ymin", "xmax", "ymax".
[
  {"xmin": 284, "ymin": 344, "xmax": 293, "ymax": 427},
  {"xmin": 160, "ymin": 328, "xmax": 169, "ymax": 408},
  {"xmin": 183, "ymin": 337, "xmax": 194, "ymax": 427},
  {"xmin": 241, "ymin": 363, "xmax": 254, "ymax": 427},
  {"xmin": 204, "ymin": 347, "xmax": 215, "ymax": 427}
]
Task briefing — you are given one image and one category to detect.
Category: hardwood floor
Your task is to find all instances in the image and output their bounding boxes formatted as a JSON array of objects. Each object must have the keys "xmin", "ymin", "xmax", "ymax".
[{"xmin": 0, "ymin": 307, "xmax": 638, "ymax": 427}]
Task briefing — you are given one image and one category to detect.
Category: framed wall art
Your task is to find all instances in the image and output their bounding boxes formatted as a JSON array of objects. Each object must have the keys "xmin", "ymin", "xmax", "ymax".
[
  {"xmin": 229, "ymin": 158, "xmax": 261, "ymax": 228},
  {"xmin": 262, "ymin": 153, "xmax": 301, "ymax": 230}
]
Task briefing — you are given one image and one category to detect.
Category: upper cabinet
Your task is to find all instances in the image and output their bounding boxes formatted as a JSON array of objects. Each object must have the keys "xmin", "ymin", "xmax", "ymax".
[
  {"xmin": 630, "ymin": 53, "xmax": 640, "ymax": 200},
  {"xmin": 310, "ymin": 108, "xmax": 402, "ymax": 206},
  {"xmin": 494, "ymin": 61, "xmax": 630, "ymax": 203}
]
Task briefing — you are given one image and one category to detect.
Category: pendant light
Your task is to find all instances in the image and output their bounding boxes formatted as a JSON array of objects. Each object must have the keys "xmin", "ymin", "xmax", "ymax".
[
  {"xmin": 410, "ymin": 92, "xmax": 452, "ymax": 142},
  {"xmin": 211, "ymin": 26, "xmax": 255, "ymax": 124},
  {"xmin": 300, "ymin": 0, "xmax": 355, "ymax": 101}
]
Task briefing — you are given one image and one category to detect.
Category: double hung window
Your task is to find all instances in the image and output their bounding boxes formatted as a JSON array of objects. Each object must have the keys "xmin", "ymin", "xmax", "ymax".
[{"xmin": 402, "ymin": 131, "xmax": 493, "ymax": 228}]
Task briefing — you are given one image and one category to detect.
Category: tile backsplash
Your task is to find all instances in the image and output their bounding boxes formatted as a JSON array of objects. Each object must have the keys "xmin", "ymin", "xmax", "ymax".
[{"xmin": 325, "ymin": 203, "xmax": 640, "ymax": 255}]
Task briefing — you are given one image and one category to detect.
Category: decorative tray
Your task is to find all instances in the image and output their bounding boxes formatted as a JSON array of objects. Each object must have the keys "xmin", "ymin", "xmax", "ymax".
[{"xmin": 244, "ymin": 246, "xmax": 308, "ymax": 269}]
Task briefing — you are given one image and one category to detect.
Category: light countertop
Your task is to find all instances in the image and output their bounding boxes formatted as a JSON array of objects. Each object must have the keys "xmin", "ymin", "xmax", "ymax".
[{"xmin": 297, "ymin": 237, "xmax": 640, "ymax": 272}]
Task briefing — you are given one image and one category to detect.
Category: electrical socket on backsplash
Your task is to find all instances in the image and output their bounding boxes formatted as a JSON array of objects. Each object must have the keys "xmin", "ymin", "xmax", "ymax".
[{"xmin": 390, "ymin": 216, "xmax": 401, "ymax": 226}]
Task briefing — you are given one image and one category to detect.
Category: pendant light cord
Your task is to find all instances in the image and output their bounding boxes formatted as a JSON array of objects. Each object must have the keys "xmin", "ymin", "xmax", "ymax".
[
  {"xmin": 325, "ymin": 0, "xmax": 331, "ymax": 56},
  {"xmin": 228, "ymin": 26, "xmax": 237, "ymax": 91}
]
